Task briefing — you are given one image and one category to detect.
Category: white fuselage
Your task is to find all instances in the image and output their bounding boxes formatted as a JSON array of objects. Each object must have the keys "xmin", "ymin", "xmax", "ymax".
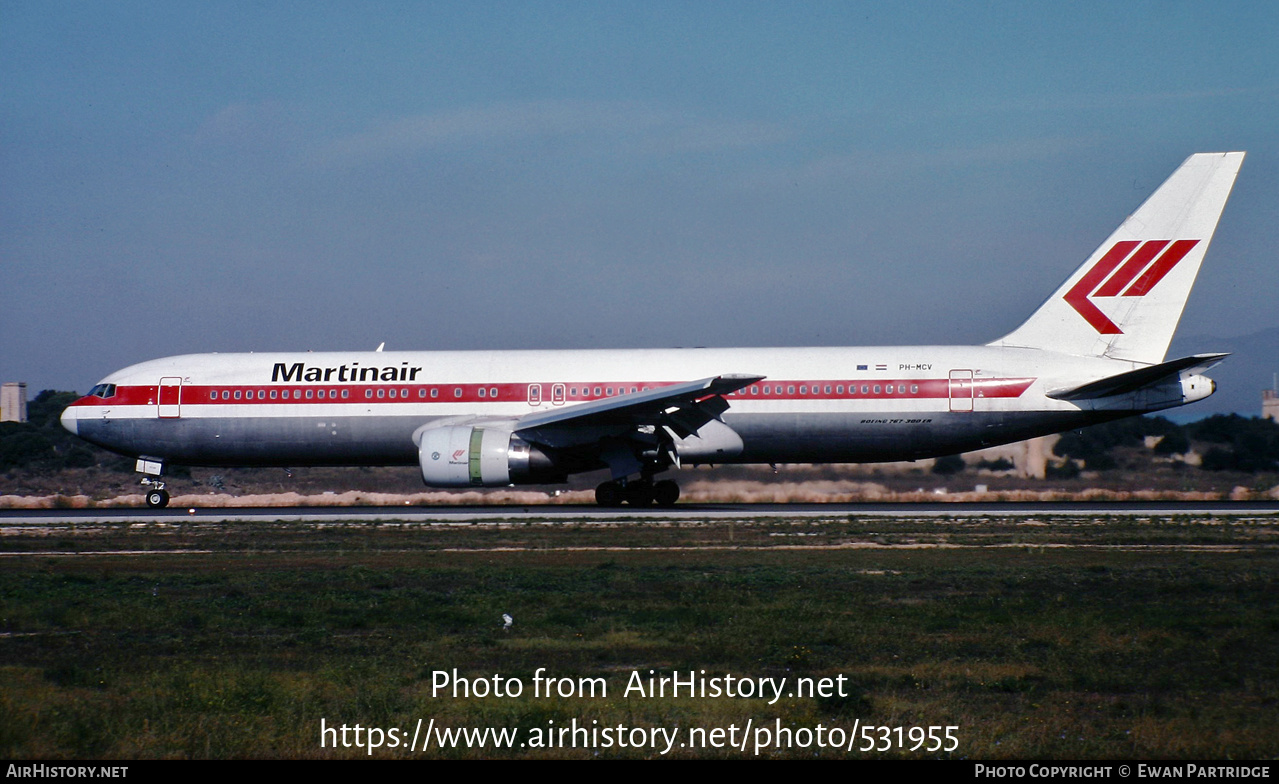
[
  {"xmin": 61, "ymin": 345, "xmax": 1194, "ymax": 473},
  {"xmin": 56, "ymin": 153, "xmax": 1241, "ymax": 506}
]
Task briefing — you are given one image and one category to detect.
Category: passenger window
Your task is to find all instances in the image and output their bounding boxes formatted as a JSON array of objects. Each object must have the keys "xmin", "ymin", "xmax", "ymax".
[
  {"xmin": 417, "ymin": 389, "xmax": 425, "ymax": 398},
  {"xmin": 478, "ymin": 388, "xmax": 486, "ymax": 398},
  {"xmin": 365, "ymin": 390, "xmax": 372, "ymax": 399},
  {"xmin": 211, "ymin": 391, "xmax": 218, "ymax": 400},
  {"xmin": 788, "ymin": 386, "xmax": 795, "ymax": 395},
  {"xmin": 836, "ymin": 385, "xmax": 844, "ymax": 394},
  {"xmin": 343, "ymin": 389, "xmax": 350, "ymax": 399},
  {"xmin": 431, "ymin": 388, "xmax": 438, "ymax": 398},
  {"xmin": 270, "ymin": 390, "xmax": 278, "ymax": 400},
  {"xmin": 306, "ymin": 389, "xmax": 314, "ymax": 399},
  {"xmin": 377, "ymin": 389, "xmax": 385, "ymax": 398},
  {"xmin": 861, "ymin": 385, "xmax": 869, "ymax": 394},
  {"xmin": 258, "ymin": 390, "xmax": 265, "ymax": 400},
  {"xmin": 454, "ymin": 388, "xmax": 462, "ymax": 398},
  {"xmin": 910, "ymin": 384, "xmax": 918, "ymax": 394},
  {"xmin": 402, "ymin": 389, "xmax": 409, "ymax": 398},
  {"xmin": 389, "ymin": 389, "xmax": 396, "ymax": 399},
  {"xmin": 234, "ymin": 390, "xmax": 242, "ymax": 400},
  {"xmin": 490, "ymin": 388, "xmax": 497, "ymax": 398},
  {"xmin": 800, "ymin": 386, "xmax": 807, "ymax": 395},
  {"xmin": 874, "ymin": 385, "xmax": 881, "ymax": 394},
  {"xmin": 318, "ymin": 390, "xmax": 326, "ymax": 399}
]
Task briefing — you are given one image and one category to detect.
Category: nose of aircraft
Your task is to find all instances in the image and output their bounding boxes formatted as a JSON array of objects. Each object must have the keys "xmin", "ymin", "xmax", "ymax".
[{"xmin": 60, "ymin": 404, "xmax": 79, "ymax": 436}]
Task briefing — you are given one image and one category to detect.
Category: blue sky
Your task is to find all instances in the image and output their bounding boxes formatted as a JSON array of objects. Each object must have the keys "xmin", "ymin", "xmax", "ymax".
[{"xmin": 3, "ymin": 1, "xmax": 1277, "ymax": 403}]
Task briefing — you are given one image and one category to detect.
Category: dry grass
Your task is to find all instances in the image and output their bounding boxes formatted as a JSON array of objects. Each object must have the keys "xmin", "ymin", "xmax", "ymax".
[{"xmin": 4, "ymin": 484, "xmax": 1273, "ymax": 509}]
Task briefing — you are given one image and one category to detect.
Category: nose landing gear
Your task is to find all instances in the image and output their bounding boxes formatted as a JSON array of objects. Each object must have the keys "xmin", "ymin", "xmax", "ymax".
[
  {"xmin": 144, "ymin": 486, "xmax": 170, "ymax": 509},
  {"xmin": 136, "ymin": 458, "xmax": 170, "ymax": 508}
]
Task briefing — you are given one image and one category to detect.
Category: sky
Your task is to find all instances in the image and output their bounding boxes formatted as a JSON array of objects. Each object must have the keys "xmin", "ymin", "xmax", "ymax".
[{"xmin": 3, "ymin": 1, "xmax": 1278, "ymax": 407}]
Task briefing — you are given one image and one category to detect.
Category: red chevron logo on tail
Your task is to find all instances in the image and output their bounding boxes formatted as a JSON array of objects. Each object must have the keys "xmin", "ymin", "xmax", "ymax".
[{"xmin": 1063, "ymin": 239, "xmax": 1200, "ymax": 334}]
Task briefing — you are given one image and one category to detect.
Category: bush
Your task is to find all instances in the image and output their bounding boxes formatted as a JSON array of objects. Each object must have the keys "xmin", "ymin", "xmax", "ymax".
[
  {"xmin": 0, "ymin": 389, "xmax": 132, "ymax": 472},
  {"xmin": 1188, "ymin": 416, "xmax": 1279, "ymax": 472},
  {"xmin": 932, "ymin": 454, "xmax": 966, "ymax": 475},
  {"xmin": 0, "ymin": 424, "xmax": 57, "ymax": 470},
  {"xmin": 976, "ymin": 457, "xmax": 1015, "ymax": 471},
  {"xmin": 1084, "ymin": 452, "xmax": 1117, "ymax": 471},
  {"xmin": 1153, "ymin": 430, "xmax": 1190, "ymax": 455},
  {"xmin": 1045, "ymin": 459, "xmax": 1081, "ymax": 479}
]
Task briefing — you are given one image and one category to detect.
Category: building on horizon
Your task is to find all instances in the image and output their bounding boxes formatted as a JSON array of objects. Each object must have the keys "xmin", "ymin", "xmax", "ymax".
[
  {"xmin": 1264, "ymin": 388, "xmax": 1279, "ymax": 423},
  {"xmin": 1, "ymin": 382, "xmax": 28, "ymax": 423}
]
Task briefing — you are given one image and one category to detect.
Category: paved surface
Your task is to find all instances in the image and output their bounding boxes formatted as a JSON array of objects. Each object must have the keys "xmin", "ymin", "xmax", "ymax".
[{"xmin": 3, "ymin": 500, "xmax": 1277, "ymax": 525}]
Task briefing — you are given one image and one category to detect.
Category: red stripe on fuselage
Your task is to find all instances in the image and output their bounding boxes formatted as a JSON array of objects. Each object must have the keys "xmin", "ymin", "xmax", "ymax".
[{"xmin": 68, "ymin": 377, "xmax": 1037, "ymax": 409}]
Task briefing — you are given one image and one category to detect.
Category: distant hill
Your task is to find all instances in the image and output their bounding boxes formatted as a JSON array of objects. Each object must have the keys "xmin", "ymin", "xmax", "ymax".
[{"xmin": 1169, "ymin": 326, "xmax": 1279, "ymax": 419}]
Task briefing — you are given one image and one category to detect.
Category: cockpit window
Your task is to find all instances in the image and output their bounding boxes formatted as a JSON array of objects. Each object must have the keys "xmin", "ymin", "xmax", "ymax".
[{"xmin": 88, "ymin": 384, "xmax": 117, "ymax": 399}]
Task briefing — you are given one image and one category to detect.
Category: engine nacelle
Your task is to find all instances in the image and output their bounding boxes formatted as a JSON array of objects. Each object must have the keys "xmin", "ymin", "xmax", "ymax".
[
  {"xmin": 418, "ymin": 425, "xmax": 561, "ymax": 487},
  {"xmin": 1180, "ymin": 373, "xmax": 1215, "ymax": 405},
  {"xmin": 669, "ymin": 419, "xmax": 744, "ymax": 463}
]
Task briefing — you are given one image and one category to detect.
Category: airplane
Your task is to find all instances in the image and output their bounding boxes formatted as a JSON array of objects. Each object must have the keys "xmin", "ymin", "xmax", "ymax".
[{"xmin": 61, "ymin": 152, "xmax": 1245, "ymax": 509}]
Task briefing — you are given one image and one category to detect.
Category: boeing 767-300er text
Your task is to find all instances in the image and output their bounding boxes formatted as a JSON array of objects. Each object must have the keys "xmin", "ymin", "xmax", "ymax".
[{"xmin": 62, "ymin": 152, "xmax": 1245, "ymax": 508}]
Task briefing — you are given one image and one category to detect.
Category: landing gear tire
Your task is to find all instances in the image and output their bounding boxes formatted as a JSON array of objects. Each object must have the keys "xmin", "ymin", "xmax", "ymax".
[
  {"xmin": 595, "ymin": 481, "xmax": 624, "ymax": 507},
  {"xmin": 146, "ymin": 489, "xmax": 170, "ymax": 509},
  {"xmin": 653, "ymin": 480, "xmax": 680, "ymax": 506},
  {"xmin": 625, "ymin": 481, "xmax": 654, "ymax": 507}
]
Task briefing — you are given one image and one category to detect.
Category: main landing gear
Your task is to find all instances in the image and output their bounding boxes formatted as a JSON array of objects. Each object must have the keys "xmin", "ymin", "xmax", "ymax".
[{"xmin": 595, "ymin": 478, "xmax": 680, "ymax": 507}]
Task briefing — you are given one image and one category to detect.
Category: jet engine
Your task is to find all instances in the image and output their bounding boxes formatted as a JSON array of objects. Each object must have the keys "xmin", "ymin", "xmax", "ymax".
[{"xmin": 418, "ymin": 425, "xmax": 563, "ymax": 487}]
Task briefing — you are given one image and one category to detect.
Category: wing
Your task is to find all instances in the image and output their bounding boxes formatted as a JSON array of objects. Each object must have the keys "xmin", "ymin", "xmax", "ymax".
[
  {"xmin": 516, "ymin": 374, "xmax": 763, "ymax": 440},
  {"xmin": 515, "ymin": 373, "xmax": 764, "ymax": 478}
]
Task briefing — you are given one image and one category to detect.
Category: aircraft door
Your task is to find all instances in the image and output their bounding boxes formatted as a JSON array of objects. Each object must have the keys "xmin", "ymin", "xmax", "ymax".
[
  {"xmin": 158, "ymin": 377, "xmax": 182, "ymax": 418},
  {"xmin": 528, "ymin": 384, "xmax": 542, "ymax": 406},
  {"xmin": 948, "ymin": 370, "xmax": 974, "ymax": 413},
  {"xmin": 552, "ymin": 384, "xmax": 566, "ymax": 406}
]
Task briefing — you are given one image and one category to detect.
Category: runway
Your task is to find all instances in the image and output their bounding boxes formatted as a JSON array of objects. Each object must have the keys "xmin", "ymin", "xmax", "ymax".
[{"xmin": 3, "ymin": 500, "xmax": 1278, "ymax": 526}]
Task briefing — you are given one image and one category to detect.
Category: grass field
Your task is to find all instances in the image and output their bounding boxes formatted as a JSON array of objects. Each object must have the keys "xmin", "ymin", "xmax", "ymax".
[{"xmin": 1, "ymin": 512, "xmax": 1277, "ymax": 759}]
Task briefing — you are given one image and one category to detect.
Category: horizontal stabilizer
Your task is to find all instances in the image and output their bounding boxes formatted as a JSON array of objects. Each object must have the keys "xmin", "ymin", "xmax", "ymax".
[{"xmin": 1047, "ymin": 353, "xmax": 1228, "ymax": 401}]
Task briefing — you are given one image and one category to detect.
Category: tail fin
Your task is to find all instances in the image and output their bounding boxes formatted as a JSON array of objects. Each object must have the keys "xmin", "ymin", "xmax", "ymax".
[{"xmin": 991, "ymin": 152, "xmax": 1244, "ymax": 364}]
